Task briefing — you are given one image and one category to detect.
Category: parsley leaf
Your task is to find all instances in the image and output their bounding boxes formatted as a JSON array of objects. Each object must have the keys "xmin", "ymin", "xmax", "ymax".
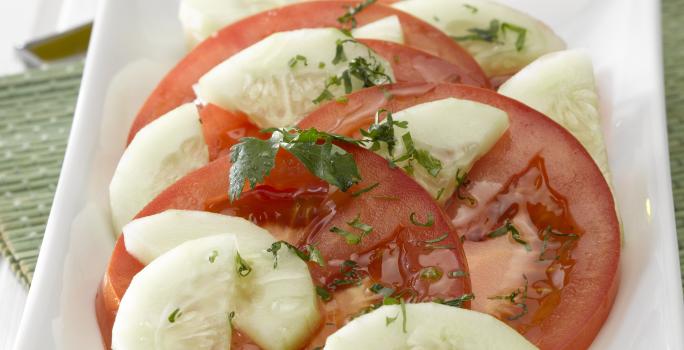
[
  {"xmin": 316, "ymin": 286, "xmax": 332, "ymax": 302},
  {"xmin": 229, "ymin": 128, "xmax": 361, "ymax": 201},
  {"xmin": 360, "ymin": 109, "xmax": 406, "ymax": 156},
  {"xmin": 229, "ymin": 134, "xmax": 280, "ymax": 201},
  {"xmin": 501, "ymin": 22, "xmax": 527, "ymax": 52},
  {"xmin": 351, "ymin": 182, "xmax": 379, "ymax": 197},
  {"xmin": 463, "ymin": 4, "xmax": 478, "ymax": 13},
  {"xmin": 208, "ymin": 250, "xmax": 218, "ymax": 263},
  {"xmin": 392, "ymin": 132, "xmax": 442, "ymax": 177}
]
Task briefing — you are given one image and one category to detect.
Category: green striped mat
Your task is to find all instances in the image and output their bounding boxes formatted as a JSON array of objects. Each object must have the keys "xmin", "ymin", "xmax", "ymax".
[
  {"xmin": 0, "ymin": 62, "xmax": 83, "ymax": 286},
  {"xmin": 1, "ymin": 0, "xmax": 684, "ymax": 288}
]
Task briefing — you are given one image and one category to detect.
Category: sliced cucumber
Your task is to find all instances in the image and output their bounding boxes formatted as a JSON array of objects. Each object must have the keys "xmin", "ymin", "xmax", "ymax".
[
  {"xmin": 115, "ymin": 210, "xmax": 320, "ymax": 350},
  {"xmin": 195, "ymin": 28, "xmax": 394, "ymax": 129},
  {"xmin": 179, "ymin": 0, "xmax": 300, "ymax": 48},
  {"xmin": 109, "ymin": 104, "xmax": 208, "ymax": 235},
  {"xmin": 352, "ymin": 16, "xmax": 404, "ymax": 44},
  {"xmin": 325, "ymin": 302, "xmax": 538, "ymax": 349},
  {"xmin": 498, "ymin": 49, "xmax": 611, "ymax": 181},
  {"xmin": 378, "ymin": 97, "xmax": 509, "ymax": 202},
  {"xmin": 393, "ymin": 0, "xmax": 565, "ymax": 77}
]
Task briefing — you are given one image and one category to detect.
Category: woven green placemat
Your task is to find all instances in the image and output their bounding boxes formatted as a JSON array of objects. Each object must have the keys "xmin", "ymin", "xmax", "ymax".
[
  {"xmin": 663, "ymin": 0, "xmax": 684, "ymax": 284},
  {"xmin": 0, "ymin": 61, "xmax": 83, "ymax": 287}
]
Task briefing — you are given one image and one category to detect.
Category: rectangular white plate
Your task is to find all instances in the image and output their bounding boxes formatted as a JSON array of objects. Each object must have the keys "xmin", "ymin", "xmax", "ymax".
[{"xmin": 14, "ymin": 0, "xmax": 684, "ymax": 348}]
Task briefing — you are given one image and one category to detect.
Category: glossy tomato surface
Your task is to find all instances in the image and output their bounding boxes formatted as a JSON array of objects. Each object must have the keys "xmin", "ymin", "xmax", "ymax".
[
  {"xmin": 298, "ymin": 83, "xmax": 620, "ymax": 350},
  {"xmin": 127, "ymin": 0, "xmax": 487, "ymax": 143},
  {"xmin": 97, "ymin": 146, "xmax": 470, "ymax": 349}
]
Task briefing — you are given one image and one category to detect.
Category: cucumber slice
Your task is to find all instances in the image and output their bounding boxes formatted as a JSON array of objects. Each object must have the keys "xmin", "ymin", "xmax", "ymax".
[
  {"xmin": 393, "ymin": 0, "xmax": 565, "ymax": 77},
  {"xmin": 498, "ymin": 50, "xmax": 611, "ymax": 181},
  {"xmin": 109, "ymin": 104, "xmax": 208, "ymax": 235},
  {"xmin": 325, "ymin": 302, "xmax": 538, "ymax": 349}
]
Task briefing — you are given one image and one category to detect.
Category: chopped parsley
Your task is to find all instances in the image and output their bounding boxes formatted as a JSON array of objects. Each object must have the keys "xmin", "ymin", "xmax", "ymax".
[
  {"xmin": 435, "ymin": 187, "xmax": 446, "ymax": 201},
  {"xmin": 487, "ymin": 219, "xmax": 531, "ymax": 251},
  {"xmin": 267, "ymin": 241, "xmax": 326, "ymax": 268},
  {"xmin": 392, "ymin": 132, "xmax": 443, "ymax": 177},
  {"xmin": 351, "ymin": 182, "xmax": 380, "ymax": 197},
  {"xmin": 434, "ymin": 293, "xmax": 475, "ymax": 308},
  {"xmin": 538, "ymin": 226, "xmax": 579, "ymax": 261},
  {"xmin": 338, "ymin": 0, "xmax": 377, "ymax": 29},
  {"xmin": 288, "ymin": 54, "xmax": 308, "ymax": 68},
  {"xmin": 208, "ymin": 250, "xmax": 218, "ymax": 263},
  {"xmin": 385, "ymin": 313, "xmax": 399, "ymax": 326},
  {"xmin": 229, "ymin": 127, "xmax": 361, "ymax": 201},
  {"xmin": 424, "ymin": 233, "xmax": 449, "ymax": 244},
  {"xmin": 463, "ymin": 4, "xmax": 478, "ymax": 13},
  {"xmin": 370, "ymin": 283, "xmax": 395, "ymax": 297},
  {"xmin": 235, "ymin": 252, "xmax": 252, "ymax": 277},
  {"xmin": 360, "ymin": 109, "xmax": 407, "ymax": 157},
  {"xmin": 318, "ymin": 61, "xmax": 326, "ymax": 69},
  {"xmin": 228, "ymin": 311, "xmax": 236, "ymax": 327},
  {"xmin": 488, "ymin": 275, "xmax": 528, "ymax": 320},
  {"xmin": 168, "ymin": 308, "xmax": 182, "ymax": 323},
  {"xmin": 316, "ymin": 286, "xmax": 332, "ymax": 302},
  {"xmin": 455, "ymin": 169, "xmax": 476, "ymax": 206},
  {"xmin": 452, "ymin": 19, "xmax": 527, "ymax": 51},
  {"xmin": 331, "ymin": 214, "xmax": 373, "ymax": 245},
  {"xmin": 409, "ymin": 212, "xmax": 435, "ymax": 227},
  {"xmin": 313, "ymin": 39, "xmax": 392, "ymax": 104},
  {"xmin": 328, "ymin": 260, "xmax": 364, "ymax": 289}
]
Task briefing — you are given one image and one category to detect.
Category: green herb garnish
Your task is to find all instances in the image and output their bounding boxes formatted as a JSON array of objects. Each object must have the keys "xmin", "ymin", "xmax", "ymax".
[
  {"xmin": 419, "ymin": 266, "xmax": 443, "ymax": 281},
  {"xmin": 452, "ymin": 19, "xmax": 527, "ymax": 51},
  {"xmin": 229, "ymin": 128, "xmax": 361, "ymax": 201},
  {"xmin": 267, "ymin": 241, "xmax": 326, "ymax": 268},
  {"xmin": 463, "ymin": 4, "xmax": 478, "ymax": 13},
  {"xmin": 409, "ymin": 212, "xmax": 435, "ymax": 227},
  {"xmin": 448, "ymin": 269, "xmax": 468, "ymax": 278},
  {"xmin": 338, "ymin": 0, "xmax": 377, "ymax": 28},
  {"xmin": 351, "ymin": 182, "xmax": 380, "ymax": 197},
  {"xmin": 235, "ymin": 252, "xmax": 252, "ymax": 277},
  {"xmin": 330, "ymin": 226, "xmax": 362, "ymax": 245},
  {"xmin": 538, "ymin": 226, "xmax": 579, "ymax": 261},
  {"xmin": 288, "ymin": 54, "xmax": 308, "ymax": 68},
  {"xmin": 370, "ymin": 283, "xmax": 396, "ymax": 297},
  {"xmin": 487, "ymin": 220, "xmax": 531, "ymax": 251},
  {"xmin": 208, "ymin": 250, "xmax": 218, "ymax": 263},
  {"xmin": 168, "ymin": 308, "xmax": 182, "ymax": 323},
  {"xmin": 434, "ymin": 293, "xmax": 475, "ymax": 308},
  {"xmin": 316, "ymin": 286, "xmax": 332, "ymax": 302},
  {"xmin": 488, "ymin": 275, "xmax": 528, "ymax": 320}
]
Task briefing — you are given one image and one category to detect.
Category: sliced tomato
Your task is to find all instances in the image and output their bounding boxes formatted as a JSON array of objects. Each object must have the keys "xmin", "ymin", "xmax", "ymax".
[
  {"xmin": 96, "ymin": 146, "xmax": 470, "ymax": 349},
  {"xmin": 298, "ymin": 83, "xmax": 620, "ymax": 350},
  {"xmin": 127, "ymin": 0, "xmax": 487, "ymax": 143},
  {"xmin": 198, "ymin": 39, "xmax": 483, "ymax": 159}
]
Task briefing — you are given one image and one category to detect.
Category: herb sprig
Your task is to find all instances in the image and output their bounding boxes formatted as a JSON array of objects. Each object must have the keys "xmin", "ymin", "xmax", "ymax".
[
  {"xmin": 452, "ymin": 19, "xmax": 527, "ymax": 51},
  {"xmin": 487, "ymin": 219, "xmax": 531, "ymax": 251},
  {"xmin": 488, "ymin": 275, "xmax": 529, "ymax": 320},
  {"xmin": 266, "ymin": 241, "xmax": 326, "ymax": 269},
  {"xmin": 338, "ymin": 0, "xmax": 378, "ymax": 29}
]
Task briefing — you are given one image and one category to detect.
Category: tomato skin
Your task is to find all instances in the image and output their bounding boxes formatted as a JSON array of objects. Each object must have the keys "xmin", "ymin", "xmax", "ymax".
[
  {"xmin": 97, "ymin": 146, "xmax": 470, "ymax": 348},
  {"xmin": 127, "ymin": 0, "xmax": 487, "ymax": 143},
  {"xmin": 298, "ymin": 82, "xmax": 620, "ymax": 350}
]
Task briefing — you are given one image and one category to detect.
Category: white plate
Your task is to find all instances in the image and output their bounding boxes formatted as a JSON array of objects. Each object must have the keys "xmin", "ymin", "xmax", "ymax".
[{"xmin": 14, "ymin": 0, "xmax": 684, "ymax": 348}]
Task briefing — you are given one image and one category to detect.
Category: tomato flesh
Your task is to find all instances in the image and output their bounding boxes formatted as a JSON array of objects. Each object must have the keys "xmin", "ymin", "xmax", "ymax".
[
  {"xmin": 127, "ymin": 0, "xmax": 487, "ymax": 143},
  {"xmin": 298, "ymin": 82, "xmax": 620, "ymax": 350},
  {"xmin": 96, "ymin": 146, "xmax": 470, "ymax": 349}
]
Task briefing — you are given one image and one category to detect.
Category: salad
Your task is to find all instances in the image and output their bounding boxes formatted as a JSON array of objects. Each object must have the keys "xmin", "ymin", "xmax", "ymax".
[{"xmin": 96, "ymin": 1, "xmax": 620, "ymax": 349}]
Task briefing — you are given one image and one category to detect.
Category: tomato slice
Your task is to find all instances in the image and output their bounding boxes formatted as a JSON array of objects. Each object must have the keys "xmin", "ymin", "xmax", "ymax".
[
  {"xmin": 198, "ymin": 39, "xmax": 483, "ymax": 159},
  {"xmin": 96, "ymin": 146, "xmax": 470, "ymax": 349},
  {"xmin": 127, "ymin": 0, "xmax": 487, "ymax": 144},
  {"xmin": 298, "ymin": 83, "xmax": 620, "ymax": 350}
]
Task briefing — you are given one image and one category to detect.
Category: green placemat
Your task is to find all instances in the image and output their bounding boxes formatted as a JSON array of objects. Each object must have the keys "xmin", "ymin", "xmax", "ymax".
[
  {"xmin": 0, "ymin": 61, "xmax": 83, "ymax": 287},
  {"xmin": 663, "ymin": 0, "xmax": 684, "ymax": 284},
  {"xmin": 1, "ymin": 1, "xmax": 684, "ymax": 288}
]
